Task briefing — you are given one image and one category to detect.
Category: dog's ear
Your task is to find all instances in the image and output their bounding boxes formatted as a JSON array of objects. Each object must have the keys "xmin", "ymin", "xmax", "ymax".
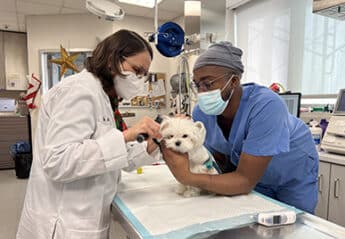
[
  {"xmin": 194, "ymin": 121, "xmax": 206, "ymax": 140},
  {"xmin": 159, "ymin": 115, "xmax": 171, "ymax": 132},
  {"xmin": 194, "ymin": 121, "xmax": 205, "ymax": 130}
]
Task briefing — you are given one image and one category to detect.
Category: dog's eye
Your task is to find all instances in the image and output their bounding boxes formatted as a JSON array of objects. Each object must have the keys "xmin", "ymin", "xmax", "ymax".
[
  {"xmin": 182, "ymin": 134, "xmax": 188, "ymax": 138},
  {"xmin": 167, "ymin": 135, "xmax": 174, "ymax": 139}
]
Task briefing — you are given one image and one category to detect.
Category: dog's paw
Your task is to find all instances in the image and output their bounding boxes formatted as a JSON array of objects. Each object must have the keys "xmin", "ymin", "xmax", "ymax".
[
  {"xmin": 183, "ymin": 189, "xmax": 201, "ymax": 197},
  {"xmin": 175, "ymin": 184, "xmax": 187, "ymax": 195}
]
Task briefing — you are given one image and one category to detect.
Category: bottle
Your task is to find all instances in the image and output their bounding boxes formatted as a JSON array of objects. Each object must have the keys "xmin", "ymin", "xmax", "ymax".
[
  {"xmin": 136, "ymin": 167, "xmax": 143, "ymax": 174},
  {"xmin": 319, "ymin": 119, "xmax": 329, "ymax": 138},
  {"xmin": 309, "ymin": 120, "xmax": 322, "ymax": 151}
]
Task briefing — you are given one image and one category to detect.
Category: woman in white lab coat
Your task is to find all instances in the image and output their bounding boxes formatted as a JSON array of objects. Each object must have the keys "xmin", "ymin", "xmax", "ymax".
[{"xmin": 16, "ymin": 29, "xmax": 160, "ymax": 239}]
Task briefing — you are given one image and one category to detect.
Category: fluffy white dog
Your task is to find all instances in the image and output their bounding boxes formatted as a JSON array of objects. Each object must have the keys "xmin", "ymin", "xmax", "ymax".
[{"xmin": 160, "ymin": 117, "xmax": 220, "ymax": 197}]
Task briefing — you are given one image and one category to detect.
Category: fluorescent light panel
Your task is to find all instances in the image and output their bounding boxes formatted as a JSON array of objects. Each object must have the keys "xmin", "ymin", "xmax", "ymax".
[
  {"xmin": 184, "ymin": 1, "xmax": 201, "ymax": 16},
  {"xmin": 118, "ymin": 0, "xmax": 163, "ymax": 8}
]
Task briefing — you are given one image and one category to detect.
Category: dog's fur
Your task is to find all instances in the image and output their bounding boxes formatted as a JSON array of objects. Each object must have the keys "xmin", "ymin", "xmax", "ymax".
[{"xmin": 160, "ymin": 117, "xmax": 219, "ymax": 197}]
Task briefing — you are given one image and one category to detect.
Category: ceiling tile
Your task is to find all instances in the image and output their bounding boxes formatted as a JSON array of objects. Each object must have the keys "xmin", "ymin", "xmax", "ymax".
[
  {"xmin": 17, "ymin": 0, "xmax": 64, "ymax": 7},
  {"xmin": 60, "ymin": 7, "xmax": 87, "ymax": 14},
  {"xmin": 114, "ymin": 0, "xmax": 183, "ymax": 20},
  {"xmin": 115, "ymin": 2, "xmax": 152, "ymax": 16},
  {"xmin": 63, "ymin": 0, "xmax": 85, "ymax": 10},
  {"xmin": 16, "ymin": 1, "xmax": 61, "ymax": 15}
]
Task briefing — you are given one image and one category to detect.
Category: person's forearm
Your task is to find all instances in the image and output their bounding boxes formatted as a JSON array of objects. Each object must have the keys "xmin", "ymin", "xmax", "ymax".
[{"xmin": 187, "ymin": 171, "xmax": 255, "ymax": 196}]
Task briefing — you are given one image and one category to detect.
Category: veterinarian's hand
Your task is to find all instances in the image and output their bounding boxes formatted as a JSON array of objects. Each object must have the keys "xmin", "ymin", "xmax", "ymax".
[
  {"xmin": 160, "ymin": 141, "xmax": 191, "ymax": 185},
  {"xmin": 146, "ymin": 138, "xmax": 159, "ymax": 154},
  {"xmin": 123, "ymin": 116, "xmax": 161, "ymax": 143}
]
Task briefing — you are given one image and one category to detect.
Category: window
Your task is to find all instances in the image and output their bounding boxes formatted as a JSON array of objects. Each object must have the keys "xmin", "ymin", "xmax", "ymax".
[
  {"xmin": 40, "ymin": 49, "xmax": 92, "ymax": 94},
  {"xmin": 234, "ymin": 0, "xmax": 345, "ymax": 95}
]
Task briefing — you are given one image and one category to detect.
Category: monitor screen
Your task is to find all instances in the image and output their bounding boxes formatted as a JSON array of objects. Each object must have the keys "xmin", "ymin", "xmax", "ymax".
[
  {"xmin": 335, "ymin": 89, "xmax": 345, "ymax": 113},
  {"xmin": 279, "ymin": 93, "xmax": 301, "ymax": 118},
  {"xmin": 0, "ymin": 98, "xmax": 16, "ymax": 112}
]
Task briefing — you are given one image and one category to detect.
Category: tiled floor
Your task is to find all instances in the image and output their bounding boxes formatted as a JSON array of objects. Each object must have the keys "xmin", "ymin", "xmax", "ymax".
[
  {"xmin": 0, "ymin": 169, "xmax": 127, "ymax": 239},
  {"xmin": 0, "ymin": 170, "xmax": 27, "ymax": 239}
]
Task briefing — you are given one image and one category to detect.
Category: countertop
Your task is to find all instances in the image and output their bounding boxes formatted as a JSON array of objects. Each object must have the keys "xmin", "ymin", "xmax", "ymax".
[
  {"xmin": 319, "ymin": 151, "xmax": 345, "ymax": 166},
  {"xmin": 0, "ymin": 112, "xmax": 26, "ymax": 117}
]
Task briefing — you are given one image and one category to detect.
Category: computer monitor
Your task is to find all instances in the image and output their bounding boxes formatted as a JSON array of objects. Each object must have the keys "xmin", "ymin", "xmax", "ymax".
[
  {"xmin": 279, "ymin": 93, "xmax": 301, "ymax": 118},
  {"xmin": 334, "ymin": 88, "xmax": 345, "ymax": 115}
]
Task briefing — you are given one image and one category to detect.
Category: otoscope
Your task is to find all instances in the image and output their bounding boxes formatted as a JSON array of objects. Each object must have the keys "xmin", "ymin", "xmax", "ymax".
[{"xmin": 136, "ymin": 115, "xmax": 163, "ymax": 143}]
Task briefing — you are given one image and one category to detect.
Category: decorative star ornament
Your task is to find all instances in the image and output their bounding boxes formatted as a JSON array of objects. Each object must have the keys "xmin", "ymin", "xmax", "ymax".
[{"xmin": 49, "ymin": 45, "xmax": 80, "ymax": 76}]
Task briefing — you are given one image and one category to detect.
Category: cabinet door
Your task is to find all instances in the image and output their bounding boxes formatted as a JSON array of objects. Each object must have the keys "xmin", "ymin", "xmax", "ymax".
[
  {"xmin": 4, "ymin": 32, "xmax": 28, "ymax": 90},
  {"xmin": 0, "ymin": 31, "xmax": 5, "ymax": 89},
  {"xmin": 315, "ymin": 161, "xmax": 331, "ymax": 219},
  {"xmin": 0, "ymin": 116, "xmax": 29, "ymax": 169},
  {"xmin": 328, "ymin": 164, "xmax": 345, "ymax": 227}
]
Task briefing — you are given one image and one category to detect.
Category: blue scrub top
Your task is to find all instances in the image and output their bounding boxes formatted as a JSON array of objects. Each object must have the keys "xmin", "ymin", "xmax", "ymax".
[{"xmin": 193, "ymin": 83, "xmax": 319, "ymax": 212}]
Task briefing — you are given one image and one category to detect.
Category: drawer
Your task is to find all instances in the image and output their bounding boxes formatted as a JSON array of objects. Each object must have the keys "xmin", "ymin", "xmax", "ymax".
[
  {"xmin": 0, "ymin": 141, "xmax": 17, "ymax": 154},
  {"xmin": 0, "ymin": 116, "xmax": 29, "ymax": 141}
]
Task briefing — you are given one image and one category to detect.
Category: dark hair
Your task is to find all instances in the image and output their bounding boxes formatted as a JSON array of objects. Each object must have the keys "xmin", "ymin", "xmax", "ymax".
[{"xmin": 85, "ymin": 29, "xmax": 153, "ymax": 100}]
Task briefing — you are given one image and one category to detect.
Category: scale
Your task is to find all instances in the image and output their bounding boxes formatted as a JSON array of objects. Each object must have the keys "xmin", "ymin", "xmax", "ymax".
[{"xmin": 321, "ymin": 88, "xmax": 345, "ymax": 155}]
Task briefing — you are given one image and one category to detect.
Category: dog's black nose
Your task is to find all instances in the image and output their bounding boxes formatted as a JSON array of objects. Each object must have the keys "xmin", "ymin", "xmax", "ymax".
[{"xmin": 175, "ymin": 141, "xmax": 181, "ymax": 146}]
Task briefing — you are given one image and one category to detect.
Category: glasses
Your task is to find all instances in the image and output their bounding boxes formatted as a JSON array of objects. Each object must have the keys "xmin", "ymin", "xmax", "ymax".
[
  {"xmin": 123, "ymin": 57, "xmax": 148, "ymax": 79},
  {"xmin": 192, "ymin": 73, "xmax": 230, "ymax": 91}
]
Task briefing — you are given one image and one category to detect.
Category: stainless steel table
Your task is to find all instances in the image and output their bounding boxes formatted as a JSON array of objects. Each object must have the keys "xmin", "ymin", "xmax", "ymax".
[
  {"xmin": 111, "ymin": 165, "xmax": 345, "ymax": 239},
  {"xmin": 111, "ymin": 199, "xmax": 345, "ymax": 239},
  {"xmin": 188, "ymin": 213, "xmax": 345, "ymax": 239}
]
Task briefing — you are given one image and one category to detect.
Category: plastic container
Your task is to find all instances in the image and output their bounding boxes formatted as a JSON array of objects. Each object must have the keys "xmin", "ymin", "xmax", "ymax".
[{"xmin": 309, "ymin": 120, "xmax": 322, "ymax": 151}]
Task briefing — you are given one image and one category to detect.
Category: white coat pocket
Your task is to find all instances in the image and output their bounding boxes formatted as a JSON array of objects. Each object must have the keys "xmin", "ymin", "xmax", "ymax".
[{"xmin": 93, "ymin": 117, "xmax": 113, "ymax": 140}]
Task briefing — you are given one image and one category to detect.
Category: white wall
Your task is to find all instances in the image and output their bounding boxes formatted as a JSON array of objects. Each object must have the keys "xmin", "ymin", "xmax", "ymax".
[
  {"xmin": 26, "ymin": 13, "xmax": 183, "ymax": 135},
  {"xmin": 201, "ymin": 3, "xmax": 226, "ymax": 50}
]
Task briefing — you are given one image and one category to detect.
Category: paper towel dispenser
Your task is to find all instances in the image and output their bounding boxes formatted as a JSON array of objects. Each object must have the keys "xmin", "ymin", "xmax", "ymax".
[{"xmin": 313, "ymin": 0, "xmax": 345, "ymax": 20}]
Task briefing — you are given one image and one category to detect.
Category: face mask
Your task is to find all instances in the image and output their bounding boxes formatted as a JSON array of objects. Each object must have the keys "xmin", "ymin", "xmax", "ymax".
[
  {"xmin": 113, "ymin": 70, "xmax": 144, "ymax": 100},
  {"xmin": 197, "ymin": 76, "xmax": 234, "ymax": 115}
]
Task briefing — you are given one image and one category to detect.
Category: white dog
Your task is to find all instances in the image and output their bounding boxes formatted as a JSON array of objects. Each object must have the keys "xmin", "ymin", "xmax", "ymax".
[{"xmin": 160, "ymin": 117, "xmax": 220, "ymax": 197}]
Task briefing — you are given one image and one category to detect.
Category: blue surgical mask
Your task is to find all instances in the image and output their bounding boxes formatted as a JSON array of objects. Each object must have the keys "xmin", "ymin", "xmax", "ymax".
[{"xmin": 197, "ymin": 76, "xmax": 234, "ymax": 115}]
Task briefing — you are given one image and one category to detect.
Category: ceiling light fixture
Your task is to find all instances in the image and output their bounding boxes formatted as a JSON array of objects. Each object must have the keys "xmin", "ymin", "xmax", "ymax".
[
  {"xmin": 184, "ymin": 0, "xmax": 201, "ymax": 16},
  {"xmin": 86, "ymin": 0, "xmax": 125, "ymax": 21},
  {"xmin": 118, "ymin": 0, "xmax": 163, "ymax": 8}
]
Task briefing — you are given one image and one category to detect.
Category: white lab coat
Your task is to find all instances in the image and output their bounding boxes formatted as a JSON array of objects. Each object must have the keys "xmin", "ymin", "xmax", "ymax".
[{"xmin": 16, "ymin": 70, "xmax": 158, "ymax": 239}]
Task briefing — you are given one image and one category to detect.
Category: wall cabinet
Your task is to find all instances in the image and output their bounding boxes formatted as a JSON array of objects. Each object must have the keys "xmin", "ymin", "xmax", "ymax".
[
  {"xmin": 315, "ymin": 155, "xmax": 345, "ymax": 227},
  {"xmin": 4, "ymin": 32, "xmax": 28, "ymax": 90},
  {"xmin": 0, "ymin": 31, "xmax": 28, "ymax": 91}
]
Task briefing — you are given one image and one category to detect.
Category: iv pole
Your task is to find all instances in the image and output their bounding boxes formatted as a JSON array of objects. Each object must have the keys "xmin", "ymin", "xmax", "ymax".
[{"xmin": 177, "ymin": 55, "xmax": 192, "ymax": 115}]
